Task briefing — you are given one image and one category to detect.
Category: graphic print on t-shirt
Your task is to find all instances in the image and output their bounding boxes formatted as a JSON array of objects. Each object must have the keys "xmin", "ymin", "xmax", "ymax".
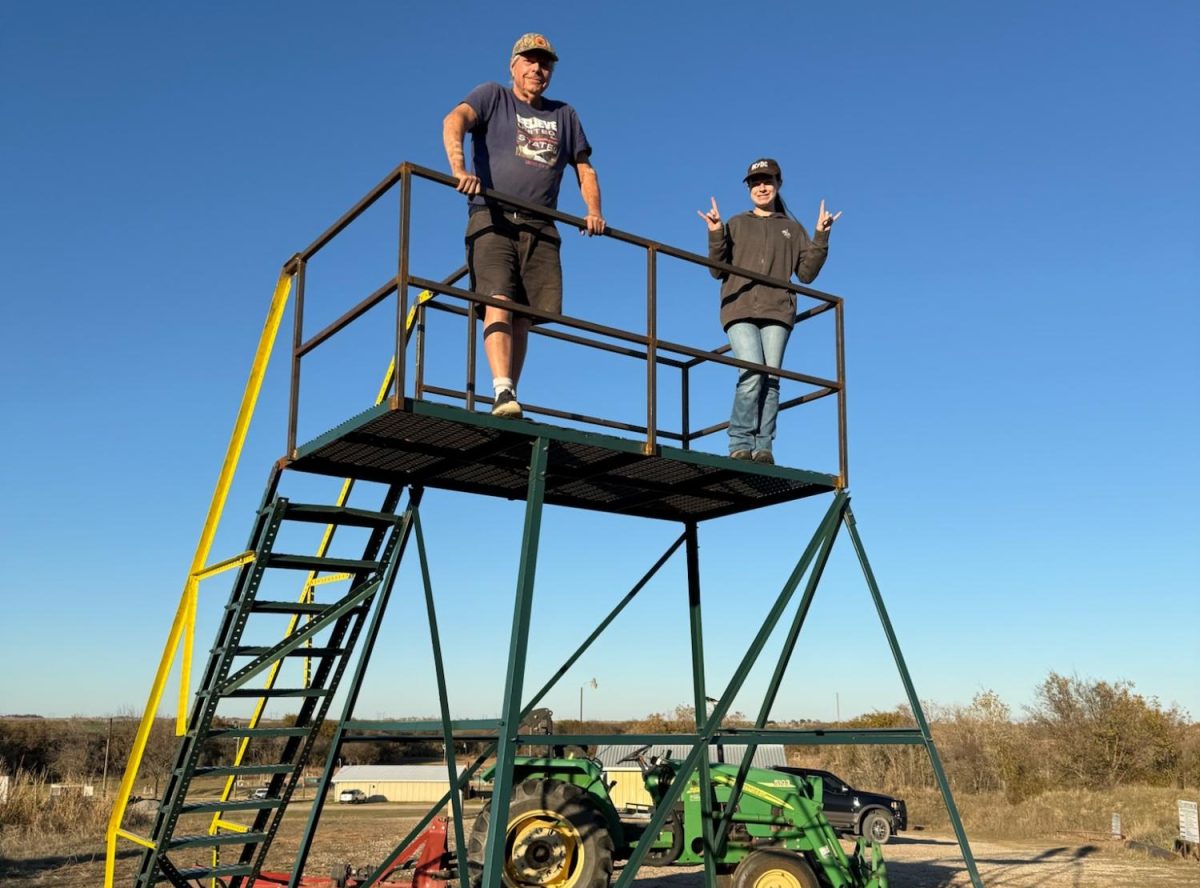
[{"xmin": 515, "ymin": 113, "xmax": 559, "ymax": 167}]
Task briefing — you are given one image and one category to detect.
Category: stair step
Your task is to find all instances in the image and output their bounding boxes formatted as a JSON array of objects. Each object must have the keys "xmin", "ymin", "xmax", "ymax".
[
  {"xmin": 180, "ymin": 798, "xmax": 285, "ymax": 814},
  {"xmin": 168, "ymin": 831, "xmax": 269, "ymax": 849},
  {"xmin": 284, "ymin": 503, "xmax": 399, "ymax": 529},
  {"xmin": 236, "ymin": 645, "xmax": 346, "ymax": 658},
  {"xmin": 223, "ymin": 687, "xmax": 328, "ymax": 698},
  {"xmin": 265, "ymin": 553, "xmax": 382, "ymax": 573},
  {"xmin": 159, "ymin": 864, "xmax": 254, "ymax": 882},
  {"xmin": 247, "ymin": 600, "xmax": 339, "ymax": 615},
  {"xmin": 203, "ymin": 726, "xmax": 312, "ymax": 739},
  {"xmin": 191, "ymin": 763, "xmax": 295, "ymax": 778}
]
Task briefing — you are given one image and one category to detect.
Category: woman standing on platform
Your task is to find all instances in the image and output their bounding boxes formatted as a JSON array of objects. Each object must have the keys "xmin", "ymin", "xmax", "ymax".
[{"xmin": 699, "ymin": 158, "xmax": 840, "ymax": 464}]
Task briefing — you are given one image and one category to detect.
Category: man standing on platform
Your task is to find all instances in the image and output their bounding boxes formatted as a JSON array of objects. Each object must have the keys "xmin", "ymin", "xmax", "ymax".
[{"xmin": 443, "ymin": 32, "xmax": 605, "ymax": 418}]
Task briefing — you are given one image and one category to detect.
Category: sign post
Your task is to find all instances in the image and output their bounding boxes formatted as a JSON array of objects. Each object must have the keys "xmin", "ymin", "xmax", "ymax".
[{"xmin": 1176, "ymin": 799, "xmax": 1199, "ymax": 861}]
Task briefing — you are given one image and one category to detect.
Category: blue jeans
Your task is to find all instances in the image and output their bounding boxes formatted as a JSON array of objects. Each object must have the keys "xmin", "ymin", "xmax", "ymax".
[{"xmin": 726, "ymin": 321, "xmax": 791, "ymax": 454}]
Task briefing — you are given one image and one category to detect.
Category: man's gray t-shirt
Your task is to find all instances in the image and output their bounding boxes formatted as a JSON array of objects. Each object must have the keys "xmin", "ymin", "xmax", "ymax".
[{"xmin": 462, "ymin": 82, "xmax": 592, "ymax": 211}]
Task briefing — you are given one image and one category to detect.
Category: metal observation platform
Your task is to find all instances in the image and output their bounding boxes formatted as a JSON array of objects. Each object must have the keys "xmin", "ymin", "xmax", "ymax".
[
  {"xmin": 106, "ymin": 163, "xmax": 984, "ymax": 888},
  {"xmin": 292, "ymin": 399, "xmax": 837, "ymax": 523}
]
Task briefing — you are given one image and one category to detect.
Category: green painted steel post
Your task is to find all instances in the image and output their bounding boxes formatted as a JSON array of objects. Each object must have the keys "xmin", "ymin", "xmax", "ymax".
[
  {"xmin": 716, "ymin": 495, "xmax": 847, "ymax": 851},
  {"xmin": 288, "ymin": 488, "xmax": 420, "ymax": 888},
  {"xmin": 611, "ymin": 737, "xmax": 714, "ymax": 888},
  {"xmin": 525, "ymin": 531, "xmax": 687, "ymax": 714},
  {"xmin": 360, "ymin": 532, "xmax": 689, "ymax": 887},
  {"xmin": 482, "ymin": 437, "xmax": 550, "ymax": 888},
  {"xmin": 413, "ymin": 511, "xmax": 470, "ymax": 882},
  {"xmin": 684, "ymin": 522, "xmax": 718, "ymax": 887},
  {"xmin": 706, "ymin": 493, "xmax": 848, "ymax": 731},
  {"xmin": 843, "ymin": 503, "xmax": 985, "ymax": 888},
  {"xmin": 613, "ymin": 493, "xmax": 850, "ymax": 888}
]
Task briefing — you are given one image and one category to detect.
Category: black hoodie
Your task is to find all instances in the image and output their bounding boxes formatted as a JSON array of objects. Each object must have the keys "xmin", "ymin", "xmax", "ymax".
[{"xmin": 707, "ymin": 210, "xmax": 829, "ymax": 330}]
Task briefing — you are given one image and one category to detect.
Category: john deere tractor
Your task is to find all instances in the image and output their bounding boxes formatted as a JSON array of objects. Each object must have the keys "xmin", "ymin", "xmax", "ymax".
[{"xmin": 467, "ymin": 745, "xmax": 888, "ymax": 888}]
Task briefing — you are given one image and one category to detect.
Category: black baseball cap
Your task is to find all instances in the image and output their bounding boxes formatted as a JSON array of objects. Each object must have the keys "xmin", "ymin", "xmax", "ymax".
[{"xmin": 743, "ymin": 158, "xmax": 783, "ymax": 183}]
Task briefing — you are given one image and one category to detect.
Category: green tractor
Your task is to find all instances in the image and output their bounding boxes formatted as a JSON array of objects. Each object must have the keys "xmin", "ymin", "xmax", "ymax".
[{"xmin": 468, "ymin": 745, "xmax": 888, "ymax": 888}]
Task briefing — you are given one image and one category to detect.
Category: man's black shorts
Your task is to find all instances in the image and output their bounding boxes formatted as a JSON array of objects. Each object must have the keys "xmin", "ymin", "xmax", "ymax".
[{"xmin": 466, "ymin": 207, "xmax": 562, "ymax": 323}]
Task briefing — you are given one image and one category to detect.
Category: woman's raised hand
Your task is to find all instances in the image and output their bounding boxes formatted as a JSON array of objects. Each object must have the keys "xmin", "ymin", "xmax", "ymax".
[
  {"xmin": 697, "ymin": 197, "xmax": 722, "ymax": 231},
  {"xmin": 816, "ymin": 199, "xmax": 842, "ymax": 233}
]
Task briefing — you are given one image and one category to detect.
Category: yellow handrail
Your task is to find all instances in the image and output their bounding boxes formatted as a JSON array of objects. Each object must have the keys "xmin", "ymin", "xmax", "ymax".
[
  {"xmin": 104, "ymin": 279, "xmax": 437, "ymax": 887},
  {"xmin": 104, "ymin": 269, "xmax": 293, "ymax": 888},
  {"xmin": 204, "ymin": 304, "xmax": 418, "ymax": 832}
]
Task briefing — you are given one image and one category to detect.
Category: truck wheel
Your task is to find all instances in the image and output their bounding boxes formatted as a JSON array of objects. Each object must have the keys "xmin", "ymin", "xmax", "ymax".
[
  {"xmin": 731, "ymin": 849, "xmax": 818, "ymax": 888},
  {"xmin": 466, "ymin": 778, "xmax": 614, "ymax": 888},
  {"xmin": 861, "ymin": 810, "xmax": 893, "ymax": 844}
]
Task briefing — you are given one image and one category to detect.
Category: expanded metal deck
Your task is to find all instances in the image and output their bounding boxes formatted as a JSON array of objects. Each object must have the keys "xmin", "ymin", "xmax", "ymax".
[{"xmin": 287, "ymin": 400, "xmax": 839, "ymax": 522}]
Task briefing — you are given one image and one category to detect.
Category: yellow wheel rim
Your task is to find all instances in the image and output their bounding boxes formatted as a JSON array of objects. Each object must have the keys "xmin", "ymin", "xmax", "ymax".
[
  {"xmin": 753, "ymin": 866, "xmax": 803, "ymax": 888},
  {"xmin": 503, "ymin": 808, "xmax": 584, "ymax": 887}
]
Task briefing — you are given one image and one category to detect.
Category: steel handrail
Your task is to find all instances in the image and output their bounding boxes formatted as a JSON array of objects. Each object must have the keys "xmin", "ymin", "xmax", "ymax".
[
  {"xmin": 403, "ymin": 162, "xmax": 843, "ymax": 306},
  {"xmin": 406, "ymin": 275, "xmax": 841, "ymax": 390},
  {"xmin": 285, "ymin": 160, "xmax": 847, "ymax": 473},
  {"xmin": 293, "ymin": 161, "xmax": 844, "ymax": 309}
]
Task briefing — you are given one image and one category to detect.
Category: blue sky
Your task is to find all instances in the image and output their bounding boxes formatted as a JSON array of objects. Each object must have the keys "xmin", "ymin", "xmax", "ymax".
[{"xmin": 1, "ymin": 2, "xmax": 1196, "ymax": 727}]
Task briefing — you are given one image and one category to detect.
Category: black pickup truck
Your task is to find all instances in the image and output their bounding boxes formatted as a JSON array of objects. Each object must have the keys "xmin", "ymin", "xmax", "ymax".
[{"xmin": 774, "ymin": 766, "xmax": 907, "ymax": 843}]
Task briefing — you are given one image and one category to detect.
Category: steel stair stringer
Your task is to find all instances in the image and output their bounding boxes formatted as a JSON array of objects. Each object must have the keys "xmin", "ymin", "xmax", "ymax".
[{"xmin": 133, "ymin": 480, "xmax": 412, "ymax": 887}]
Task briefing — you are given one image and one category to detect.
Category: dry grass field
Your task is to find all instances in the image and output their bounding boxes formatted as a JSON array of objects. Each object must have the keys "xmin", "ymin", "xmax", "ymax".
[{"xmin": 2, "ymin": 785, "xmax": 1198, "ymax": 887}]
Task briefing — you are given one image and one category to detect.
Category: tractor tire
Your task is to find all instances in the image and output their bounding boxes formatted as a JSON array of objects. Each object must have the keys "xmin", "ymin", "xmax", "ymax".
[
  {"xmin": 731, "ymin": 849, "xmax": 819, "ymax": 888},
  {"xmin": 861, "ymin": 810, "xmax": 893, "ymax": 844},
  {"xmin": 466, "ymin": 778, "xmax": 614, "ymax": 888}
]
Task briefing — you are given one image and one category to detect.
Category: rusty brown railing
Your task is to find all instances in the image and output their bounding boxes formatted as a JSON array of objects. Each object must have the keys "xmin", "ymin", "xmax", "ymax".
[{"xmin": 284, "ymin": 161, "xmax": 848, "ymax": 484}]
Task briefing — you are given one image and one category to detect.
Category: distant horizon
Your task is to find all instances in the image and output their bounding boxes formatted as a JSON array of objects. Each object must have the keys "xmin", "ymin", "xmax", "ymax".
[{"xmin": 6, "ymin": 678, "xmax": 1194, "ymax": 725}]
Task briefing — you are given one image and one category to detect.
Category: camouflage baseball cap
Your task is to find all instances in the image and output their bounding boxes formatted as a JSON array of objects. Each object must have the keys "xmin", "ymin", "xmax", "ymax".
[{"xmin": 511, "ymin": 33, "xmax": 558, "ymax": 62}]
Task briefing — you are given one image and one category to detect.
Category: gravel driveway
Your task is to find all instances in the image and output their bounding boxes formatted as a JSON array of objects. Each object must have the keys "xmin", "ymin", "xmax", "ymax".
[{"xmin": 623, "ymin": 833, "xmax": 1199, "ymax": 887}]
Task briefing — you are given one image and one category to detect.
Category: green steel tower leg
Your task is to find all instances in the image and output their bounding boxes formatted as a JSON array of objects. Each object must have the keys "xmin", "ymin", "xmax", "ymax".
[
  {"xmin": 412, "ymin": 509, "xmax": 469, "ymax": 881},
  {"xmin": 684, "ymin": 522, "xmax": 718, "ymax": 888},
  {"xmin": 612, "ymin": 492, "xmax": 850, "ymax": 888},
  {"xmin": 716, "ymin": 494, "xmax": 847, "ymax": 851},
  {"xmin": 843, "ymin": 503, "xmax": 984, "ymax": 888},
  {"xmin": 358, "ymin": 532, "xmax": 689, "ymax": 888},
  {"xmin": 482, "ymin": 437, "xmax": 550, "ymax": 888}
]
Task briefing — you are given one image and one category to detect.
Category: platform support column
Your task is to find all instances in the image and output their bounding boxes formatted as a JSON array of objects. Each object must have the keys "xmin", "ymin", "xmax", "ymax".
[
  {"xmin": 482, "ymin": 436, "xmax": 550, "ymax": 888},
  {"xmin": 843, "ymin": 504, "xmax": 983, "ymax": 888},
  {"xmin": 412, "ymin": 509, "xmax": 471, "ymax": 877},
  {"xmin": 716, "ymin": 493, "xmax": 847, "ymax": 851},
  {"xmin": 684, "ymin": 522, "xmax": 718, "ymax": 885},
  {"xmin": 613, "ymin": 493, "xmax": 849, "ymax": 888}
]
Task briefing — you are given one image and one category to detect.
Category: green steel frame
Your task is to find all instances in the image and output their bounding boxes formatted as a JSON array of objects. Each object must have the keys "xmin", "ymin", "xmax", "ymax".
[
  {"xmin": 278, "ymin": 448, "xmax": 984, "ymax": 888},
  {"xmin": 117, "ymin": 161, "xmax": 988, "ymax": 888}
]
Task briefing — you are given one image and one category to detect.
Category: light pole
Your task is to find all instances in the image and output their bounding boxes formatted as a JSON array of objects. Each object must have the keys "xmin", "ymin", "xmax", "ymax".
[{"xmin": 579, "ymin": 678, "xmax": 597, "ymax": 721}]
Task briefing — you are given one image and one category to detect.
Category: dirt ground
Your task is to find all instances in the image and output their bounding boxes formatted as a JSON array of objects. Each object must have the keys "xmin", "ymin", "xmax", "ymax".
[
  {"xmin": 625, "ymin": 833, "xmax": 1200, "ymax": 888},
  {"xmin": 3, "ymin": 806, "xmax": 1197, "ymax": 887}
]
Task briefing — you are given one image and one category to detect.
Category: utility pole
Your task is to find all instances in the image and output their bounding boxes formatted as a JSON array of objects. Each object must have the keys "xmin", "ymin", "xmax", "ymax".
[
  {"xmin": 102, "ymin": 717, "xmax": 113, "ymax": 799},
  {"xmin": 579, "ymin": 678, "xmax": 597, "ymax": 721}
]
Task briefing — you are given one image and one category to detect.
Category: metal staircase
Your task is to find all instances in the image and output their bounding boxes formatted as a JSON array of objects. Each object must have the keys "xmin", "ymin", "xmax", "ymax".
[{"xmin": 133, "ymin": 476, "xmax": 409, "ymax": 887}]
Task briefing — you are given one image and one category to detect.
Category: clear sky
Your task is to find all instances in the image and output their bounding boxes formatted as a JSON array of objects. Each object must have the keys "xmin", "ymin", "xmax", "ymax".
[{"xmin": 1, "ymin": 2, "xmax": 1197, "ymax": 727}]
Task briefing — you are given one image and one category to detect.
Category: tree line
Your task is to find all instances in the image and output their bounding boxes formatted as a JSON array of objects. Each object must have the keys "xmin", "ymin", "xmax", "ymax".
[
  {"xmin": 3, "ymin": 672, "xmax": 1196, "ymax": 800},
  {"xmin": 606, "ymin": 673, "xmax": 1199, "ymax": 799}
]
